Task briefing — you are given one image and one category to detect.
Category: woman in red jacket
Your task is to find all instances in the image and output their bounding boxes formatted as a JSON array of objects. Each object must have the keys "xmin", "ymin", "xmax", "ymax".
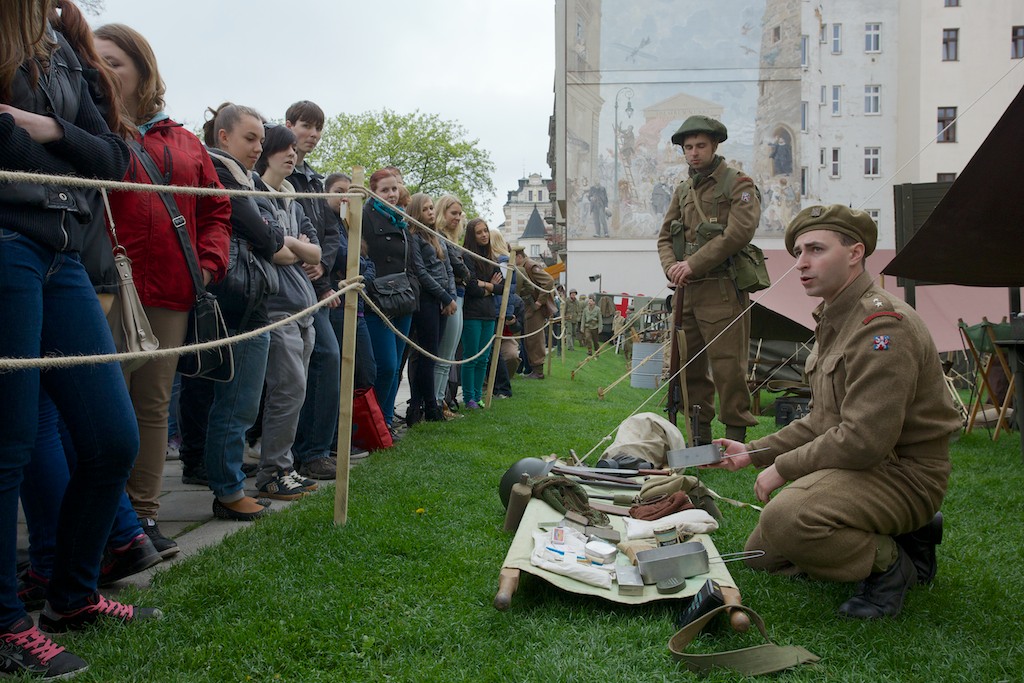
[{"xmin": 94, "ymin": 24, "xmax": 231, "ymax": 555}]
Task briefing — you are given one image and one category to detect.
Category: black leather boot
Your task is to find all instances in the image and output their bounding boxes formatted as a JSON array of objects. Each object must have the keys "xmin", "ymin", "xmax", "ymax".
[
  {"xmin": 894, "ymin": 512, "xmax": 943, "ymax": 584},
  {"xmin": 838, "ymin": 546, "xmax": 917, "ymax": 619}
]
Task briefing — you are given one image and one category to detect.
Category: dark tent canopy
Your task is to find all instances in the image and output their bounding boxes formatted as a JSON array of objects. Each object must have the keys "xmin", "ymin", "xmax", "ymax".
[{"xmin": 882, "ymin": 85, "xmax": 1024, "ymax": 287}]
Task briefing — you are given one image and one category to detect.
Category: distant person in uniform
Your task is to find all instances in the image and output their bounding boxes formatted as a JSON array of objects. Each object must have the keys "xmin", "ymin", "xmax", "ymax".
[
  {"xmin": 513, "ymin": 246, "xmax": 554, "ymax": 379},
  {"xmin": 709, "ymin": 205, "xmax": 960, "ymax": 619},
  {"xmin": 656, "ymin": 115, "xmax": 760, "ymax": 445},
  {"xmin": 562, "ymin": 288, "xmax": 582, "ymax": 350},
  {"xmin": 580, "ymin": 297, "xmax": 602, "ymax": 355}
]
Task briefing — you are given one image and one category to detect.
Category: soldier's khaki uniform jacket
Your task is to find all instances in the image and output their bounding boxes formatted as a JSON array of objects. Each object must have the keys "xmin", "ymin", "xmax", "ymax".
[
  {"xmin": 516, "ymin": 257, "xmax": 555, "ymax": 316},
  {"xmin": 748, "ymin": 271, "xmax": 960, "ymax": 491},
  {"xmin": 563, "ymin": 297, "xmax": 583, "ymax": 323},
  {"xmin": 581, "ymin": 304, "xmax": 602, "ymax": 330},
  {"xmin": 656, "ymin": 158, "xmax": 760, "ymax": 277}
]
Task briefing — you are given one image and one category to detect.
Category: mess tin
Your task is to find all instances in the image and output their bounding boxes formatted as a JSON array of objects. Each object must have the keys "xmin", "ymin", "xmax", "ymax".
[
  {"xmin": 666, "ymin": 444, "xmax": 723, "ymax": 468},
  {"xmin": 635, "ymin": 541, "xmax": 763, "ymax": 585}
]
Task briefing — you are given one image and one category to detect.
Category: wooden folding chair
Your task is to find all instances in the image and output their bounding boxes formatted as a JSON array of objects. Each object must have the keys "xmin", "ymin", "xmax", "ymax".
[{"xmin": 958, "ymin": 318, "xmax": 1016, "ymax": 439}]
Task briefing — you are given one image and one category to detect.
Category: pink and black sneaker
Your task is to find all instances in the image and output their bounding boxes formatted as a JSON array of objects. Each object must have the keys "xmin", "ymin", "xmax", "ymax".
[
  {"xmin": 38, "ymin": 594, "xmax": 162, "ymax": 634},
  {"xmin": 0, "ymin": 615, "xmax": 87, "ymax": 679}
]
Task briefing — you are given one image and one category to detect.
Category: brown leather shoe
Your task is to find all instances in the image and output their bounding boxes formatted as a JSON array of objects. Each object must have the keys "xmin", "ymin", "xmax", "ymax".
[{"xmin": 525, "ymin": 372, "xmax": 545, "ymax": 379}]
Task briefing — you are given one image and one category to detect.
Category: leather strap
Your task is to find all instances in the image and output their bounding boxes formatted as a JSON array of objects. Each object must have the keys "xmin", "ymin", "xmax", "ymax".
[
  {"xmin": 668, "ymin": 604, "xmax": 819, "ymax": 675},
  {"xmin": 127, "ymin": 138, "xmax": 206, "ymax": 298}
]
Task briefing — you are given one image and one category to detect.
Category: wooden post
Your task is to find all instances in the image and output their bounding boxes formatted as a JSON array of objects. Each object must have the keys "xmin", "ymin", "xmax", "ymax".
[
  {"xmin": 484, "ymin": 258, "xmax": 514, "ymax": 408},
  {"xmin": 545, "ymin": 318, "xmax": 554, "ymax": 377},
  {"xmin": 334, "ymin": 167, "xmax": 365, "ymax": 525}
]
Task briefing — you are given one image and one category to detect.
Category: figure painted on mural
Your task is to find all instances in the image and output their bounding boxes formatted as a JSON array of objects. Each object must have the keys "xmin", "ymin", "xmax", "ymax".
[
  {"xmin": 650, "ymin": 175, "xmax": 672, "ymax": 216},
  {"xmin": 588, "ymin": 183, "xmax": 609, "ymax": 238},
  {"xmin": 768, "ymin": 134, "xmax": 792, "ymax": 176}
]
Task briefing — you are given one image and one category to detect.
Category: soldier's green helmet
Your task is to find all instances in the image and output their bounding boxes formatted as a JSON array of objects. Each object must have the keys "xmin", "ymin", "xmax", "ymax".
[{"xmin": 671, "ymin": 115, "xmax": 728, "ymax": 145}]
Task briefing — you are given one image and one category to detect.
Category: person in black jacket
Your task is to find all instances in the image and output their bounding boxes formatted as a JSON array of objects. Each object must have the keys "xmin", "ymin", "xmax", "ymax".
[
  {"xmin": 0, "ymin": 2, "xmax": 156, "ymax": 674},
  {"xmin": 284, "ymin": 100, "xmax": 343, "ymax": 480},
  {"xmin": 177, "ymin": 102, "xmax": 286, "ymax": 523},
  {"xmin": 362, "ymin": 168, "xmax": 418, "ymax": 435},
  {"xmin": 461, "ymin": 219, "xmax": 504, "ymax": 409},
  {"xmin": 405, "ymin": 193, "xmax": 457, "ymax": 424}
]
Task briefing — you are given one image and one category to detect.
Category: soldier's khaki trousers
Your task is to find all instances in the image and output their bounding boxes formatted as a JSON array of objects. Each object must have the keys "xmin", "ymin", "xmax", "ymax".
[
  {"xmin": 680, "ymin": 277, "xmax": 756, "ymax": 431},
  {"xmin": 524, "ymin": 306, "xmax": 548, "ymax": 370},
  {"xmin": 743, "ymin": 449, "xmax": 949, "ymax": 582}
]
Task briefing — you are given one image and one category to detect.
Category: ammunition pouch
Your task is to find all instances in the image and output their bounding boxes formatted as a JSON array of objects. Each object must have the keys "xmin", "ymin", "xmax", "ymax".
[{"xmin": 728, "ymin": 243, "xmax": 771, "ymax": 293}]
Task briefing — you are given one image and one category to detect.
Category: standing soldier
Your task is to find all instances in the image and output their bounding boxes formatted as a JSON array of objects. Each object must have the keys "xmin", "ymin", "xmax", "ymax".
[
  {"xmin": 657, "ymin": 115, "xmax": 760, "ymax": 445},
  {"xmin": 513, "ymin": 246, "xmax": 555, "ymax": 379},
  {"xmin": 580, "ymin": 297, "xmax": 603, "ymax": 355},
  {"xmin": 562, "ymin": 289, "xmax": 582, "ymax": 351}
]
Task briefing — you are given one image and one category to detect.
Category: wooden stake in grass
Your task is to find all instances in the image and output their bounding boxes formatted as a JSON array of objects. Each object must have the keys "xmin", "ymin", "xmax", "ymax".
[
  {"xmin": 484, "ymin": 258, "xmax": 514, "ymax": 408},
  {"xmin": 334, "ymin": 166, "xmax": 366, "ymax": 526}
]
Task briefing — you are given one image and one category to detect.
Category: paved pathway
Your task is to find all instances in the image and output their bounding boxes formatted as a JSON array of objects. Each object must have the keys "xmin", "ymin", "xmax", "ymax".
[{"xmin": 16, "ymin": 384, "xmax": 409, "ymax": 592}]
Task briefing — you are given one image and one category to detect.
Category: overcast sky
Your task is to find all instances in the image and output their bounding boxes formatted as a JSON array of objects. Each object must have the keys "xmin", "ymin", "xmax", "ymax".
[{"xmin": 86, "ymin": 0, "xmax": 556, "ymax": 223}]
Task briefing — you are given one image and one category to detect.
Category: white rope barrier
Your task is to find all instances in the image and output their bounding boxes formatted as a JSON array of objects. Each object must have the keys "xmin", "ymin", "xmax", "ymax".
[{"xmin": 0, "ymin": 278, "xmax": 363, "ymax": 372}]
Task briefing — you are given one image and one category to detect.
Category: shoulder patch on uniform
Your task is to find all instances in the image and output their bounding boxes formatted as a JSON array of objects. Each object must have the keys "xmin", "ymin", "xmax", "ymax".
[
  {"xmin": 873, "ymin": 334, "xmax": 891, "ymax": 351},
  {"xmin": 862, "ymin": 311, "xmax": 904, "ymax": 325}
]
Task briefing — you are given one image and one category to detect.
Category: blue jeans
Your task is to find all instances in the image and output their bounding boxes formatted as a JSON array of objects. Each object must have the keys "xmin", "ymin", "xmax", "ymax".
[
  {"xmin": 20, "ymin": 392, "xmax": 144, "ymax": 580},
  {"xmin": 293, "ymin": 308, "xmax": 340, "ymax": 466},
  {"xmin": 461, "ymin": 318, "xmax": 496, "ymax": 404},
  {"xmin": 204, "ymin": 332, "xmax": 270, "ymax": 502},
  {"xmin": 0, "ymin": 230, "xmax": 139, "ymax": 623},
  {"xmin": 365, "ymin": 311, "xmax": 412, "ymax": 425},
  {"xmin": 434, "ymin": 295, "xmax": 464, "ymax": 403}
]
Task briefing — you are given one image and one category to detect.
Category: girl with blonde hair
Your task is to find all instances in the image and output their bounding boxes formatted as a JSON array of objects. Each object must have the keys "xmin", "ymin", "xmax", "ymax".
[{"xmin": 432, "ymin": 195, "xmax": 470, "ymax": 415}]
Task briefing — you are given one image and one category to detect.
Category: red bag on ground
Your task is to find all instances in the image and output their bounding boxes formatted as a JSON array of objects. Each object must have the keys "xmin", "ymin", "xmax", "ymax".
[{"xmin": 351, "ymin": 387, "xmax": 393, "ymax": 451}]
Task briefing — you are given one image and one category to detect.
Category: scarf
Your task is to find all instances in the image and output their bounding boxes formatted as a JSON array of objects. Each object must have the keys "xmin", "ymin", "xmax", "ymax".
[
  {"xmin": 371, "ymin": 198, "xmax": 407, "ymax": 230},
  {"xmin": 688, "ymin": 155, "xmax": 724, "ymax": 187}
]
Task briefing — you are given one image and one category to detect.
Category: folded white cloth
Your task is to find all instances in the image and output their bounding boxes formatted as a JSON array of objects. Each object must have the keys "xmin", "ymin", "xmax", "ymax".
[
  {"xmin": 623, "ymin": 509, "xmax": 719, "ymax": 540},
  {"xmin": 530, "ymin": 527, "xmax": 613, "ymax": 589}
]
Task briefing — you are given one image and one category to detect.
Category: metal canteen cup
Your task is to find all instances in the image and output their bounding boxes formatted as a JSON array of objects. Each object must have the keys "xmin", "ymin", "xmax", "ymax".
[{"xmin": 635, "ymin": 541, "xmax": 764, "ymax": 585}]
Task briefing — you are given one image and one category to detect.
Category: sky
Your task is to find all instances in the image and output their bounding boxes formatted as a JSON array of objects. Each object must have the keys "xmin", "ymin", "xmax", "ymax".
[{"xmin": 84, "ymin": 0, "xmax": 556, "ymax": 223}]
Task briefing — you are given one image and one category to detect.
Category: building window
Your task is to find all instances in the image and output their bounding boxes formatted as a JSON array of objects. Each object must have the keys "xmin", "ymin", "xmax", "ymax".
[
  {"xmin": 832, "ymin": 24, "xmax": 842, "ymax": 54},
  {"xmin": 830, "ymin": 148, "xmax": 841, "ymax": 178},
  {"xmin": 538, "ymin": 190, "xmax": 544, "ymax": 202},
  {"xmin": 820, "ymin": 24, "xmax": 827, "ymax": 44},
  {"xmin": 937, "ymin": 172, "xmax": 957, "ymax": 182},
  {"xmin": 801, "ymin": 35, "xmax": 809, "ymax": 66},
  {"xmin": 773, "ymin": 26, "xmax": 781, "ymax": 43},
  {"xmin": 864, "ymin": 85, "xmax": 880, "ymax": 114},
  {"xmin": 800, "ymin": 167, "xmax": 808, "ymax": 196},
  {"xmin": 865, "ymin": 23, "xmax": 881, "ymax": 53},
  {"xmin": 1013, "ymin": 26, "xmax": 1024, "ymax": 59},
  {"xmin": 819, "ymin": 147, "xmax": 826, "ymax": 167},
  {"xmin": 944, "ymin": 0, "xmax": 959, "ymax": 6},
  {"xmin": 800, "ymin": 101, "xmax": 809, "ymax": 131},
  {"xmin": 528, "ymin": 190, "xmax": 533, "ymax": 201},
  {"xmin": 831, "ymin": 86, "xmax": 842, "ymax": 116},
  {"xmin": 820, "ymin": 84, "xmax": 827, "ymax": 105},
  {"xmin": 943, "ymin": 28, "xmax": 959, "ymax": 61},
  {"xmin": 866, "ymin": 209, "xmax": 880, "ymax": 225},
  {"xmin": 937, "ymin": 106, "xmax": 957, "ymax": 142},
  {"xmin": 530, "ymin": 244, "xmax": 540, "ymax": 257},
  {"xmin": 864, "ymin": 147, "xmax": 880, "ymax": 176}
]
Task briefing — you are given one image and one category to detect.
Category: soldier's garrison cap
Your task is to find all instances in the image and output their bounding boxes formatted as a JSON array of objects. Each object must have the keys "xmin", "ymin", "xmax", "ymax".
[{"xmin": 785, "ymin": 204, "xmax": 878, "ymax": 257}]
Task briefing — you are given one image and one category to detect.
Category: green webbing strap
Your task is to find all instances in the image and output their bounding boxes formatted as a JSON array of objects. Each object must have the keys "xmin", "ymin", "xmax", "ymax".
[{"xmin": 668, "ymin": 605, "xmax": 820, "ymax": 676}]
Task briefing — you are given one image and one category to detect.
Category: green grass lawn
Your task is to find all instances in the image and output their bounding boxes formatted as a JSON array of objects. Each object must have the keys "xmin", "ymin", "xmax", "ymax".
[{"xmin": 60, "ymin": 350, "xmax": 1024, "ymax": 681}]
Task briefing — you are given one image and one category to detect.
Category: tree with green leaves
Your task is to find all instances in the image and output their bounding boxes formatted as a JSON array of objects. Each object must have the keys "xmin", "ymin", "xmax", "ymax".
[{"xmin": 310, "ymin": 108, "xmax": 496, "ymax": 216}]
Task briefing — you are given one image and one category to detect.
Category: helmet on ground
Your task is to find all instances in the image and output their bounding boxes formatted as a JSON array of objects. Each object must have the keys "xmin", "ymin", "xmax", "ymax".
[{"xmin": 499, "ymin": 457, "xmax": 555, "ymax": 508}]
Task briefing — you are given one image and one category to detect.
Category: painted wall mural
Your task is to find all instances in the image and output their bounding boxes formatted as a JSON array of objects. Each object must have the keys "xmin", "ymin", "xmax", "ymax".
[{"xmin": 565, "ymin": 0, "xmax": 801, "ymax": 240}]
